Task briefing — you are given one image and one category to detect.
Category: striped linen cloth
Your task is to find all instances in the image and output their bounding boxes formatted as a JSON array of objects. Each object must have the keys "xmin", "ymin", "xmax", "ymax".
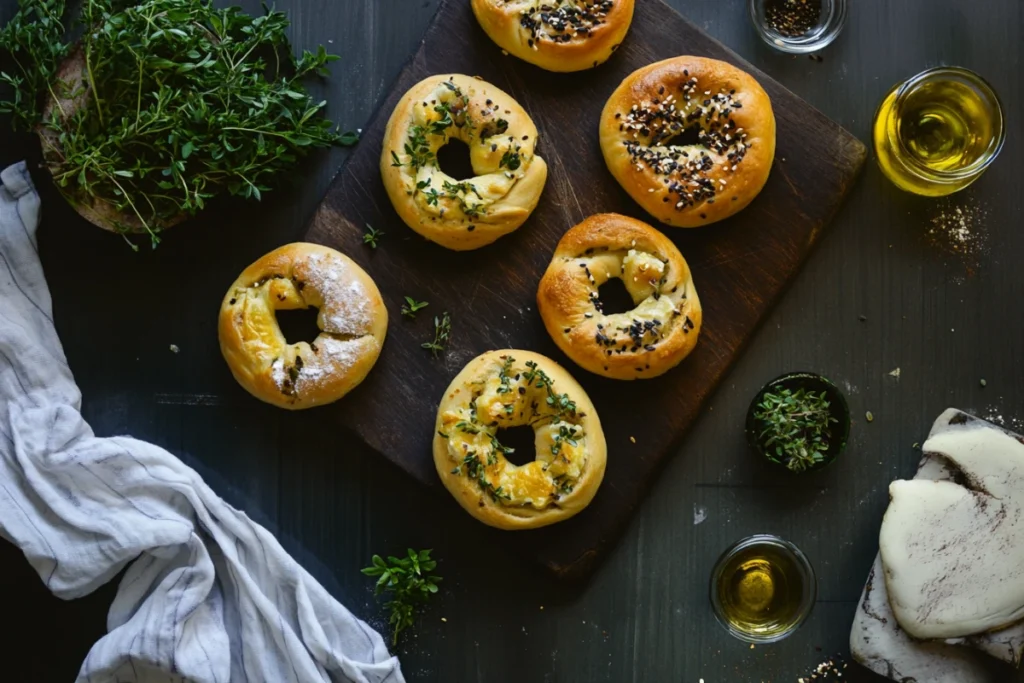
[{"xmin": 0, "ymin": 162, "xmax": 404, "ymax": 683}]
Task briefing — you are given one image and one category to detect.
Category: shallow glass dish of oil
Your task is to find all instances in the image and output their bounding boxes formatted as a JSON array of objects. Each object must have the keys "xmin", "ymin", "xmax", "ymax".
[
  {"xmin": 874, "ymin": 66, "xmax": 1005, "ymax": 196},
  {"xmin": 709, "ymin": 534, "xmax": 817, "ymax": 643}
]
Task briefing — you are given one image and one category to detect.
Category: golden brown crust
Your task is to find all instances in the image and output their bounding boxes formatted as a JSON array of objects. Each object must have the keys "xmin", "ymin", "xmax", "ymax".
[
  {"xmin": 471, "ymin": 0, "xmax": 635, "ymax": 72},
  {"xmin": 218, "ymin": 243, "xmax": 387, "ymax": 410},
  {"xmin": 599, "ymin": 56, "xmax": 776, "ymax": 227},
  {"xmin": 433, "ymin": 350, "xmax": 606, "ymax": 530},
  {"xmin": 537, "ymin": 213, "xmax": 701, "ymax": 380},
  {"xmin": 380, "ymin": 74, "xmax": 547, "ymax": 251}
]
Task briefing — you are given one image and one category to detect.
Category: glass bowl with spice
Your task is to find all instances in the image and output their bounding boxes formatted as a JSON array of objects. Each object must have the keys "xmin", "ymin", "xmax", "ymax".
[
  {"xmin": 709, "ymin": 534, "xmax": 817, "ymax": 643},
  {"xmin": 748, "ymin": 0, "xmax": 847, "ymax": 54},
  {"xmin": 745, "ymin": 372, "xmax": 850, "ymax": 474}
]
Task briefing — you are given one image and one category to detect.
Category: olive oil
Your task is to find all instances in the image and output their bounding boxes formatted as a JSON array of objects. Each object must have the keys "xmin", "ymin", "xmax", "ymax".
[
  {"xmin": 710, "ymin": 535, "xmax": 816, "ymax": 642},
  {"xmin": 874, "ymin": 67, "xmax": 1005, "ymax": 196}
]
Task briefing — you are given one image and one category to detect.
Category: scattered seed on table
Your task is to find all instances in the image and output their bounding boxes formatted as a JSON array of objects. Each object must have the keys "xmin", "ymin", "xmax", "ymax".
[
  {"xmin": 866, "ymin": 411, "xmax": 874, "ymax": 422},
  {"xmin": 980, "ymin": 378, "xmax": 987, "ymax": 387}
]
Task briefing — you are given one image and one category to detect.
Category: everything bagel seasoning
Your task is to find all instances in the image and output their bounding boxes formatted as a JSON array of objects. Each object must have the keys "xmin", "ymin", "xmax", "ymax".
[
  {"xmin": 765, "ymin": 0, "xmax": 822, "ymax": 37},
  {"xmin": 518, "ymin": 0, "xmax": 615, "ymax": 45},
  {"xmin": 618, "ymin": 75, "xmax": 750, "ymax": 212}
]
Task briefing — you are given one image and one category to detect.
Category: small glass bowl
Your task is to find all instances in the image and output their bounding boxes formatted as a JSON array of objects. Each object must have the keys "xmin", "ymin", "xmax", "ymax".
[
  {"xmin": 873, "ymin": 66, "xmax": 1006, "ymax": 196},
  {"xmin": 709, "ymin": 535, "xmax": 817, "ymax": 643},
  {"xmin": 749, "ymin": 0, "xmax": 848, "ymax": 54}
]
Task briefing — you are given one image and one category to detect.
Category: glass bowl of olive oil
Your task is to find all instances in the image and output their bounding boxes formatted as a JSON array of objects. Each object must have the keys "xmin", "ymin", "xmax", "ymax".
[
  {"xmin": 873, "ymin": 66, "xmax": 1005, "ymax": 196},
  {"xmin": 710, "ymin": 535, "xmax": 817, "ymax": 643}
]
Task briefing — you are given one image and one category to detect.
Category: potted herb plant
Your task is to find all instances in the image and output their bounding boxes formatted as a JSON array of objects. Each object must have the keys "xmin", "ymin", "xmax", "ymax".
[
  {"xmin": 745, "ymin": 372, "xmax": 850, "ymax": 473},
  {"xmin": 0, "ymin": 0, "xmax": 354, "ymax": 248}
]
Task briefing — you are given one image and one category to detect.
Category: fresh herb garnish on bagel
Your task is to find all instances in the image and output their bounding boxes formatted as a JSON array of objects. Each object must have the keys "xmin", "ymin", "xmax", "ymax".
[{"xmin": 0, "ymin": 0, "xmax": 354, "ymax": 247}]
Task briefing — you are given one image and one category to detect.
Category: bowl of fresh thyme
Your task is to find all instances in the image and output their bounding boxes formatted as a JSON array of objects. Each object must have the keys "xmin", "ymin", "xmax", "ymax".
[
  {"xmin": 0, "ymin": 0, "xmax": 355, "ymax": 248},
  {"xmin": 745, "ymin": 372, "xmax": 850, "ymax": 474}
]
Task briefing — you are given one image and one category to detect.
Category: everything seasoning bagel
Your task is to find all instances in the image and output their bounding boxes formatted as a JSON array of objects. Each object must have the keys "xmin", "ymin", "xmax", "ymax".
[
  {"xmin": 471, "ymin": 0, "xmax": 635, "ymax": 72},
  {"xmin": 537, "ymin": 213, "xmax": 702, "ymax": 380},
  {"xmin": 600, "ymin": 56, "xmax": 776, "ymax": 227}
]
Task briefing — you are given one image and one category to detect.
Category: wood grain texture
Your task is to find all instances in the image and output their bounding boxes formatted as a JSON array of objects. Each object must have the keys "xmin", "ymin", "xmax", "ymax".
[
  {"xmin": 303, "ymin": 0, "xmax": 866, "ymax": 578},
  {"xmin": 1, "ymin": 0, "xmax": 1022, "ymax": 681}
]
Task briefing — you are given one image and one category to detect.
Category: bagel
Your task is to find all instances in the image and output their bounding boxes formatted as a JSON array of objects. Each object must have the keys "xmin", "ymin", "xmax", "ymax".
[
  {"xmin": 219, "ymin": 243, "xmax": 387, "ymax": 409},
  {"xmin": 380, "ymin": 74, "xmax": 548, "ymax": 250},
  {"xmin": 433, "ymin": 350, "xmax": 606, "ymax": 530},
  {"xmin": 599, "ymin": 56, "xmax": 776, "ymax": 227},
  {"xmin": 537, "ymin": 213, "xmax": 701, "ymax": 379},
  {"xmin": 471, "ymin": 0, "xmax": 635, "ymax": 72}
]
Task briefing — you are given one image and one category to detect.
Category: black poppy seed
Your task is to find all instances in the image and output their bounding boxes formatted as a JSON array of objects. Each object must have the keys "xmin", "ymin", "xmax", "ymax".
[
  {"xmin": 764, "ymin": 0, "xmax": 822, "ymax": 37},
  {"xmin": 467, "ymin": 225, "xmax": 475, "ymax": 231}
]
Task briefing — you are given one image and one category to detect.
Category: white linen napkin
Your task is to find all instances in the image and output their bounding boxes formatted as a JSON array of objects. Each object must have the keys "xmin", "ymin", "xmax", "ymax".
[{"xmin": 0, "ymin": 161, "xmax": 404, "ymax": 683}]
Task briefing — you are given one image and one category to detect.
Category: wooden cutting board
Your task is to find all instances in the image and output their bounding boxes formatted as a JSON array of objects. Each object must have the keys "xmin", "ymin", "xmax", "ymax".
[{"xmin": 305, "ymin": 0, "xmax": 866, "ymax": 579}]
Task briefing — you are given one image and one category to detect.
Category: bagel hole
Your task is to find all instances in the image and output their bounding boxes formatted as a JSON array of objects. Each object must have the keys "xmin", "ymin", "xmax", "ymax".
[
  {"xmin": 597, "ymin": 278, "xmax": 636, "ymax": 316},
  {"xmin": 276, "ymin": 307, "xmax": 321, "ymax": 345},
  {"xmin": 660, "ymin": 125, "xmax": 703, "ymax": 148},
  {"xmin": 436, "ymin": 139, "xmax": 475, "ymax": 180},
  {"xmin": 498, "ymin": 425, "xmax": 537, "ymax": 467}
]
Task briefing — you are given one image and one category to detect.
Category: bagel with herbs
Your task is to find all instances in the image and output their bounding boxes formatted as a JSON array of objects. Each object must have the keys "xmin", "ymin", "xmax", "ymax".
[
  {"xmin": 471, "ymin": 0, "xmax": 635, "ymax": 72},
  {"xmin": 600, "ymin": 56, "xmax": 776, "ymax": 227},
  {"xmin": 219, "ymin": 243, "xmax": 387, "ymax": 410},
  {"xmin": 380, "ymin": 74, "xmax": 548, "ymax": 250},
  {"xmin": 537, "ymin": 213, "xmax": 701, "ymax": 379},
  {"xmin": 434, "ymin": 350, "xmax": 606, "ymax": 530}
]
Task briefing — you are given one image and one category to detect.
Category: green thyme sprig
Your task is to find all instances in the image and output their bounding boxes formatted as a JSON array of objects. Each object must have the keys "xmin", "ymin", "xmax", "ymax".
[
  {"xmin": 392, "ymin": 125, "xmax": 434, "ymax": 170},
  {"xmin": 422, "ymin": 311, "xmax": 451, "ymax": 357},
  {"xmin": 361, "ymin": 549, "xmax": 441, "ymax": 646},
  {"xmin": 363, "ymin": 224, "xmax": 384, "ymax": 248},
  {"xmin": 496, "ymin": 355, "xmax": 516, "ymax": 394},
  {"xmin": 523, "ymin": 360, "xmax": 578, "ymax": 423},
  {"xmin": 753, "ymin": 387, "xmax": 838, "ymax": 472},
  {"xmin": 0, "ymin": 0, "xmax": 353, "ymax": 247},
  {"xmin": 401, "ymin": 296, "xmax": 428, "ymax": 319},
  {"xmin": 549, "ymin": 422, "xmax": 580, "ymax": 458},
  {"xmin": 0, "ymin": 0, "xmax": 68, "ymax": 130}
]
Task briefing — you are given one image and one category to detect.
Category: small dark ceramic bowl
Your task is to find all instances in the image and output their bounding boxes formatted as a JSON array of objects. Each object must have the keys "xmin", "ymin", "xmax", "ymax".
[{"xmin": 745, "ymin": 372, "xmax": 850, "ymax": 473}]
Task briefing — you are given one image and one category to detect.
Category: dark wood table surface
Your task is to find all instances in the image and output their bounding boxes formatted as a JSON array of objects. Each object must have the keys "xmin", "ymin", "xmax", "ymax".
[{"xmin": 1, "ymin": 1, "xmax": 1021, "ymax": 681}]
